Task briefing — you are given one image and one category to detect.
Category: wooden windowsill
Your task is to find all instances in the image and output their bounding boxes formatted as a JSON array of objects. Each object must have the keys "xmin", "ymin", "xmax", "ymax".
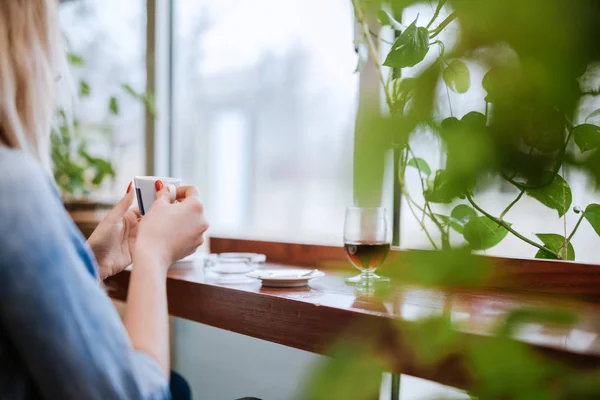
[
  {"xmin": 106, "ymin": 239, "xmax": 600, "ymax": 390},
  {"xmin": 211, "ymin": 237, "xmax": 600, "ymax": 299}
]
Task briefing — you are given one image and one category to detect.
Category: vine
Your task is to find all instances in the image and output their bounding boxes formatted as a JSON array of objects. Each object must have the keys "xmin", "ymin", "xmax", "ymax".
[{"xmin": 352, "ymin": 0, "xmax": 600, "ymax": 261}]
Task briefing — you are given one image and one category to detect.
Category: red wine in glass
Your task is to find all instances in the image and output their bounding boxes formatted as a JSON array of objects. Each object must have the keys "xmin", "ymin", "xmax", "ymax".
[{"xmin": 344, "ymin": 242, "xmax": 390, "ymax": 271}]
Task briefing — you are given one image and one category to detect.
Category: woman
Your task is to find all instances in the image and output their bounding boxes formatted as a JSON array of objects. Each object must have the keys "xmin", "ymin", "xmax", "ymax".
[{"xmin": 0, "ymin": 1, "xmax": 208, "ymax": 399}]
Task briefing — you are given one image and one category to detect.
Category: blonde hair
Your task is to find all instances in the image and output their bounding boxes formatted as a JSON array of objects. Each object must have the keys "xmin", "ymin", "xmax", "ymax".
[{"xmin": 0, "ymin": 0, "xmax": 66, "ymax": 170}]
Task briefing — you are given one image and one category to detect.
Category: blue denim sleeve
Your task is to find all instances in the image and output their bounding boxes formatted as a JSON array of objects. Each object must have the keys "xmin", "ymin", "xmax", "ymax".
[{"xmin": 0, "ymin": 153, "xmax": 170, "ymax": 400}]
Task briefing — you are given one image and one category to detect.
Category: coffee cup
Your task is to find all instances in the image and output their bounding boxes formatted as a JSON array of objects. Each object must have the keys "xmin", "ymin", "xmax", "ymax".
[{"xmin": 134, "ymin": 176, "xmax": 181, "ymax": 216}]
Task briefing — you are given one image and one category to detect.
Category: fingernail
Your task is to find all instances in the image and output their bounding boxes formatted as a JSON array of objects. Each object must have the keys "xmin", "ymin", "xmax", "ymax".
[
  {"xmin": 126, "ymin": 181, "xmax": 132, "ymax": 194},
  {"xmin": 155, "ymin": 179, "xmax": 164, "ymax": 191}
]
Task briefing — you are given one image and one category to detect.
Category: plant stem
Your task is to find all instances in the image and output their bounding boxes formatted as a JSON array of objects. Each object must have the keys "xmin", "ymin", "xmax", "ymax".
[
  {"xmin": 558, "ymin": 212, "xmax": 584, "ymax": 259},
  {"xmin": 566, "ymin": 212, "xmax": 585, "ymax": 245},
  {"xmin": 401, "ymin": 183, "xmax": 440, "ymax": 250},
  {"xmin": 562, "ymin": 165, "xmax": 567, "ymax": 252},
  {"xmin": 426, "ymin": 0, "xmax": 447, "ymax": 29},
  {"xmin": 369, "ymin": 29, "xmax": 394, "ymax": 45},
  {"xmin": 399, "ymin": 149, "xmax": 440, "ymax": 249},
  {"xmin": 498, "ymin": 189, "xmax": 524, "ymax": 221},
  {"xmin": 352, "ymin": 0, "xmax": 394, "ymax": 108},
  {"xmin": 407, "ymin": 145, "xmax": 449, "ymax": 248},
  {"xmin": 429, "ymin": 12, "xmax": 457, "ymax": 39},
  {"xmin": 466, "ymin": 193, "xmax": 561, "ymax": 259}
]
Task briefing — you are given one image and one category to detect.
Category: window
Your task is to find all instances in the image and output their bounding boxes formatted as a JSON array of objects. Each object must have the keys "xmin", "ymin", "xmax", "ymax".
[
  {"xmin": 172, "ymin": 0, "xmax": 358, "ymax": 244},
  {"xmin": 59, "ymin": 0, "xmax": 146, "ymax": 197}
]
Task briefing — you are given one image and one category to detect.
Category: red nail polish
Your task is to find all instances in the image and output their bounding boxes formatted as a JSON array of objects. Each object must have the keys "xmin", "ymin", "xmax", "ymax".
[
  {"xmin": 155, "ymin": 180, "xmax": 164, "ymax": 191},
  {"xmin": 126, "ymin": 181, "xmax": 132, "ymax": 194}
]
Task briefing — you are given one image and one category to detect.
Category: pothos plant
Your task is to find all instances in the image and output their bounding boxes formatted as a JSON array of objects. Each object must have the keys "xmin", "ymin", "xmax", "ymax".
[
  {"xmin": 352, "ymin": 0, "xmax": 600, "ymax": 261},
  {"xmin": 300, "ymin": 1, "xmax": 600, "ymax": 399},
  {"xmin": 51, "ymin": 51, "xmax": 156, "ymax": 199}
]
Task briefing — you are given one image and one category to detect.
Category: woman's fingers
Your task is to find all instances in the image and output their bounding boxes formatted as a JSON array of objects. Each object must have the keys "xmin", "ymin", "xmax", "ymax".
[
  {"xmin": 155, "ymin": 184, "xmax": 174, "ymax": 204},
  {"xmin": 129, "ymin": 207, "xmax": 141, "ymax": 219},
  {"xmin": 174, "ymin": 185, "xmax": 201, "ymax": 201},
  {"xmin": 111, "ymin": 183, "xmax": 136, "ymax": 217}
]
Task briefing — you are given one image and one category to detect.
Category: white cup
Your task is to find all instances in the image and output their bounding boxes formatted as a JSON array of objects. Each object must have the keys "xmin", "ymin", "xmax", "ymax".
[{"xmin": 134, "ymin": 176, "xmax": 181, "ymax": 216}]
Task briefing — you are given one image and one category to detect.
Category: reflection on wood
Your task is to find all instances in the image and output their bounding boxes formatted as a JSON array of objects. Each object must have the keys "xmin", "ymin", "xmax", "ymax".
[{"xmin": 106, "ymin": 262, "xmax": 600, "ymax": 390}]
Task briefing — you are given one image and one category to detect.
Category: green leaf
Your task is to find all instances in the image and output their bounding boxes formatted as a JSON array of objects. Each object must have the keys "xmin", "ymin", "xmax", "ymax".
[
  {"xmin": 441, "ymin": 116, "xmax": 460, "ymax": 131},
  {"xmin": 498, "ymin": 307, "xmax": 577, "ymax": 337},
  {"xmin": 463, "ymin": 216, "xmax": 510, "ymax": 250},
  {"xmin": 400, "ymin": 315, "xmax": 458, "ymax": 365},
  {"xmin": 67, "ymin": 52, "xmax": 84, "ymax": 66},
  {"xmin": 143, "ymin": 93, "xmax": 158, "ymax": 118},
  {"xmin": 109, "ymin": 96, "xmax": 119, "ymax": 116},
  {"xmin": 383, "ymin": 21, "xmax": 429, "ymax": 68},
  {"xmin": 585, "ymin": 107, "xmax": 600, "ymax": 122},
  {"xmin": 121, "ymin": 83, "xmax": 138, "ymax": 97},
  {"xmin": 301, "ymin": 341, "xmax": 386, "ymax": 400},
  {"xmin": 534, "ymin": 233, "xmax": 574, "ymax": 261},
  {"xmin": 525, "ymin": 174, "xmax": 572, "ymax": 217},
  {"xmin": 467, "ymin": 336, "xmax": 562, "ymax": 400},
  {"xmin": 442, "ymin": 60, "xmax": 470, "ymax": 93},
  {"xmin": 482, "ymin": 66, "xmax": 519, "ymax": 103},
  {"xmin": 121, "ymin": 84, "xmax": 158, "ymax": 117},
  {"xmin": 524, "ymin": 107, "xmax": 566, "ymax": 153},
  {"xmin": 448, "ymin": 204, "xmax": 477, "ymax": 233},
  {"xmin": 407, "ymin": 157, "xmax": 431, "ymax": 176},
  {"xmin": 389, "ymin": 247, "xmax": 492, "ymax": 287},
  {"xmin": 423, "ymin": 170, "xmax": 458, "ymax": 203},
  {"xmin": 376, "ymin": 9, "xmax": 403, "ymax": 30},
  {"xmin": 573, "ymin": 124, "xmax": 600, "ymax": 152},
  {"xmin": 583, "ymin": 203, "xmax": 600, "ymax": 237},
  {"xmin": 451, "ymin": 204, "xmax": 477, "ymax": 223},
  {"xmin": 79, "ymin": 80, "xmax": 90, "ymax": 97},
  {"xmin": 389, "ymin": 78, "xmax": 415, "ymax": 115},
  {"xmin": 377, "ymin": 9, "xmax": 391, "ymax": 26},
  {"xmin": 435, "ymin": 214, "xmax": 450, "ymax": 226}
]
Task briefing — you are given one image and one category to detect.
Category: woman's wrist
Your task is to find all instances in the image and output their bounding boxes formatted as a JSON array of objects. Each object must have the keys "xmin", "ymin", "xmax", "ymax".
[
  {"xmin": 86, "ymin": 237, "xmax": 112, "ymax": 280},
  {"xmin": 133, "ymin": 237, "xmax": 172, "ymax": 274}
]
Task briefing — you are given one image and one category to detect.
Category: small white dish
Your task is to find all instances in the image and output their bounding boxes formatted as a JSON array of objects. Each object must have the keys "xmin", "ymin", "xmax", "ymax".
[
  {"xmin": 212, "ymin": 257, "xmax": 255, "ymax": 274},
  {"xmin": 219, "ymin": 252, "xmax": 266, "ymax": 263},
  {"xmin": 170, "ymin": 253, "xmax": 204, "ymax": 270},
  {"xmin": 246, "ymin": 269, "xmax": 325, "ymax": 288}
]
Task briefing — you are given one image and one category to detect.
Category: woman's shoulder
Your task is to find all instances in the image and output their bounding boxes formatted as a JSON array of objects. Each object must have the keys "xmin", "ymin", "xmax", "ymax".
[
  {"xmin": 0, "ymin": 148, "xmax": 98, "ymax": 278},
  {"xmin": 0, "ymin": 147, "xmax": 56, "ymax": 201},
  {"xmin": 0, "ymin": 148, "xmax": 62, "ymax": 231}
]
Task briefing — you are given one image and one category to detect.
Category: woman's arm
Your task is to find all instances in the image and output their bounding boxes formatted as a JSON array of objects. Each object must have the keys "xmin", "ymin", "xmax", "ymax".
[
  {"xmin": 124, "ymin": 252, "xmax": 170, "ymax": 375},
  {"xmin": 0, "ymin": 156, "xmax": 169, "ymax": 400},
  {"xmin": 123, "ymin": 183, "xmax": 208, "ymax": 376}
]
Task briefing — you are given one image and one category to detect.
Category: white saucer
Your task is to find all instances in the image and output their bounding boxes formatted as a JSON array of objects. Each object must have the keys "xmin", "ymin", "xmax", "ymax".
[
  {"xmin": 246, "ymin": 269, "xmax": 325, "ymax": 288},
  {"xmin": 170, "ymin": 253, "xmax": 203, "ymax": 270}
]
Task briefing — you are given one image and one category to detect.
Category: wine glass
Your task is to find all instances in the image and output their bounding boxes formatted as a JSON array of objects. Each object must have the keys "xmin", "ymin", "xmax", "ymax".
[{"xmin": 344, "ymin": 207, "xmax": 391, "ymax": 285}]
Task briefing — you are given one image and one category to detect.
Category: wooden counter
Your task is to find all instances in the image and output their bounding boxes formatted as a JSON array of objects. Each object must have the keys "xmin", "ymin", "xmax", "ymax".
[{"xmin": 106, "ymin": 260, "xmax": 600, "ymax": 390}]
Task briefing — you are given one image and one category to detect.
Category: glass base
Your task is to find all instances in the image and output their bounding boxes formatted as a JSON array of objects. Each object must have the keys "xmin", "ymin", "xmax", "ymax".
[{"xmin": 345, "ymin": 272, "xmax": 390, "ymax": 286}]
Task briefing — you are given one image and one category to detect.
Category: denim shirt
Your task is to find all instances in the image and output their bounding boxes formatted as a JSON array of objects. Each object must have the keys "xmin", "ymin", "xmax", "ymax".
[{"xmin": 0, "ymin": 148, "xmax": 170, "ymax": 399}]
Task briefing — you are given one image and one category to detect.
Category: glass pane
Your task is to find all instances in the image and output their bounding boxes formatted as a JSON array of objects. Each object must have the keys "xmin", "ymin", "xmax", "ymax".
[
  {"xmin": 58, "ymin": 0, "xmax": 146, "ymax": 198},
  {"xmin": 173, "ymin": 0, "xmax": 357, "ymax": 244}
]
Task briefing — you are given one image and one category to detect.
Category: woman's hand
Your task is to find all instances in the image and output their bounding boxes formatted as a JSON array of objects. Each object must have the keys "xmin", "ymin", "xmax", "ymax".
[
  {"xmin": 135, "ymin": 182, "xmax": 209, "ymax": 269},
  {"xmin": 87, "ymin": 183, "xmax": 140, "ymax": 280}
]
